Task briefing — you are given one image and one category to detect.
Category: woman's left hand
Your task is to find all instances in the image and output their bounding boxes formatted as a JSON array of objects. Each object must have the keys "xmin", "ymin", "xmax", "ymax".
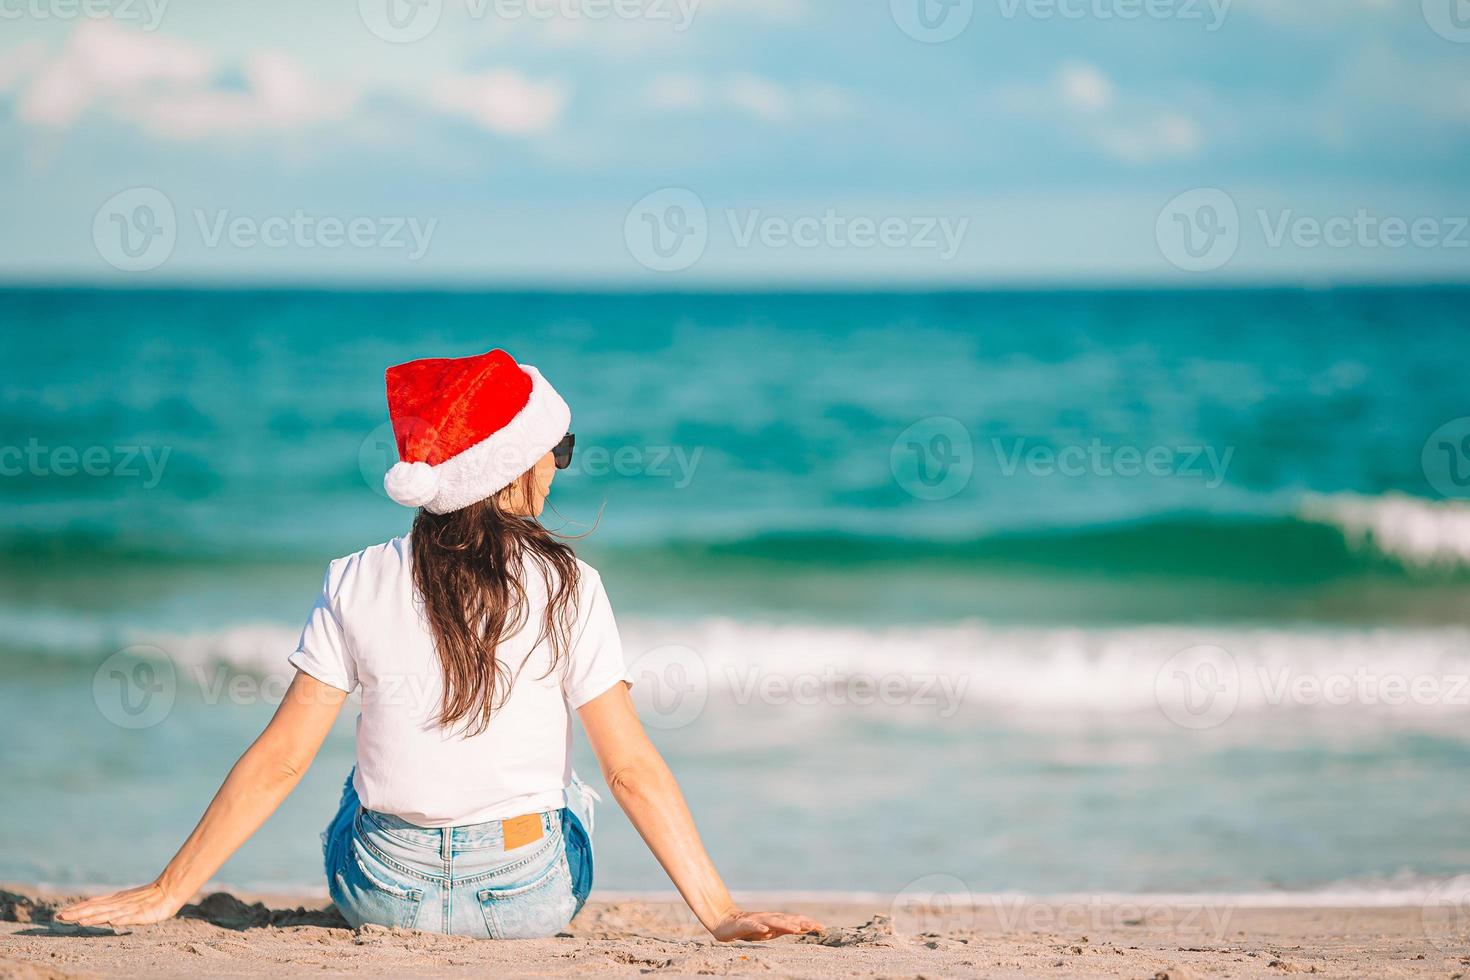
[
  {"xmin": 54, "ymin": 881, "xmax": 185, "ymax": 927},
  {"xmin": 711, "ymin": 909, "xmax": 824, "ymax": 942}
]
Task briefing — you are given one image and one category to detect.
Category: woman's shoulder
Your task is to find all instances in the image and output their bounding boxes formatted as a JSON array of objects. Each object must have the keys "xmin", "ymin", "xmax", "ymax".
[
  {"xmin": 518, "ymin": 552, "xmax": 607, "ymax": 602},
  {"xmin": 318, "ymin": 535, "xmax": 411, "ymax": 594}
]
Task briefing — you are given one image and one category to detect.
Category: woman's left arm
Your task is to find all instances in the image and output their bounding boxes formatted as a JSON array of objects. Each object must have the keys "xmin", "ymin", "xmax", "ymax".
[{"xmin": 56, "ymin": 670, "xmax": 348, "ymax": 927}]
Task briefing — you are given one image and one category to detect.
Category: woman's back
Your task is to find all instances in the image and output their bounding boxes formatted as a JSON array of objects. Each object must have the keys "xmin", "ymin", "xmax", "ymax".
[{"xmin": 290, "ymin": 534, "xmax": 629, "ymax": 827}]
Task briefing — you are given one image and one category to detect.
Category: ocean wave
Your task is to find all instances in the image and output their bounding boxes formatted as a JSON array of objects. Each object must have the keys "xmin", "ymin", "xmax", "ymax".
[
  {"xmin": 44, "ymin": 616, "xmax": 1468, "ymax": 722},
  {"xmin": 5, "ymin": 493, "xmax": 1470, "ymax": 584},
  {"xmin": 1297, "ymin": 492, "xmax": 1470, "ymax": 571}
]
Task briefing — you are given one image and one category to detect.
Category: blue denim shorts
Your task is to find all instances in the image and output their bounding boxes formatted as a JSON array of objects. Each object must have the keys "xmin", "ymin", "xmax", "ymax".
[{"xmin": 322, "ymin": 770, "xmax": 595, "ymax": 938}]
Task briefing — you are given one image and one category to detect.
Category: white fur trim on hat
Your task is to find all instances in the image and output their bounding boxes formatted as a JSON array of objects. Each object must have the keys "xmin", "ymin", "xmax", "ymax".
[
  {"xmin": 386, "ymin": 365, "xmax": 570, "ymax": 514},
  {"xmin": 383, "ymin": 460, "xmax": 439, "ymax": 508}
]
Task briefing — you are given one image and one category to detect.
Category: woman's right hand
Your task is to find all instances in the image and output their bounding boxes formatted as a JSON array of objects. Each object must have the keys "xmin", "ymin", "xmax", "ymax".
[
  {"xmin": 54, "ymin": 881, "xmax": 186, "ymax": 928},
  {"xmin": 710, "ymin": 908, "xmax": 824, "ymax": 942}
]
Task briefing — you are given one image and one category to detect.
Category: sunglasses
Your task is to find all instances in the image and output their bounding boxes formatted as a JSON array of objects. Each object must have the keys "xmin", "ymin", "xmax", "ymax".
[{"xmin": 552, "ymin": 432, "xmax": 575, "ymax": 470}]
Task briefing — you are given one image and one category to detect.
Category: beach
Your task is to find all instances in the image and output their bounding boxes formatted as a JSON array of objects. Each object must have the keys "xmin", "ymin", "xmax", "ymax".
[
  {"xmin": 3, "ymin": 288, "xmax": 1469, "ymax": 972},
  {"xmin": 4, "ymin": 886, "xmax": 1464, "ymax": 979}
]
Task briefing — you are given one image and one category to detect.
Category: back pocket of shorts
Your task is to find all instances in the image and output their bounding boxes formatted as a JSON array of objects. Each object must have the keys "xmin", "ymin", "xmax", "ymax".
[
  {"xmin": 332, "ymin": 837, "xmax": 426, "ymax": 931},
  {"xmin": 478, "ymin": 851, "xmax": 576, "ymax": 940}
]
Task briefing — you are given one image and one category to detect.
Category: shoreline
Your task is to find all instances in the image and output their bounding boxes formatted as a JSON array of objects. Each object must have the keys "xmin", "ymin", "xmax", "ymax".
[
  {"xmin": 3, "ymin": 885, "xmax": 1464, "ymax": 979},
  {"xmin": 17, "ymin": 882, "xmax": 1469, "ymax": 909}
]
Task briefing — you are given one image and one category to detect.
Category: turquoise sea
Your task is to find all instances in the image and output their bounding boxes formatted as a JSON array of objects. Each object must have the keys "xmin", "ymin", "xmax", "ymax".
[{"xmin": 3, "ymin": 286, "xmax": 1469, "ymax": 901}]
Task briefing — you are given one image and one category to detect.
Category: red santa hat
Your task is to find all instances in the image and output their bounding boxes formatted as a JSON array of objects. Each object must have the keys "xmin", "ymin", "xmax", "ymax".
[{"xmin": 381, "ymin": 348, "xmax": 570, "ymax": 513}]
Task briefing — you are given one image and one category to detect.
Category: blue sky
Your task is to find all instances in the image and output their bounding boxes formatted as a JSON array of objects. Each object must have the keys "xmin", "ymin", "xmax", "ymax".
[{"xmin": 1, "ymin": 0, "xmax": 1468, "ymax": 284}]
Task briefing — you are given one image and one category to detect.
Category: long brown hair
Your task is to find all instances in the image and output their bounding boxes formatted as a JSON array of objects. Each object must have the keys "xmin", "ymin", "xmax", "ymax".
[{"xmin": 410, "ymin": 470, "xmax": 580, "ymax": 736}]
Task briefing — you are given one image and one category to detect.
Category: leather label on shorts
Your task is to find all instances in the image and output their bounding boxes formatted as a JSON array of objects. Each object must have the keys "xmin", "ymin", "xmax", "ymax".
[{"xmin": 502, "ymin": 813, "xmax": 543, "ymax": 850}]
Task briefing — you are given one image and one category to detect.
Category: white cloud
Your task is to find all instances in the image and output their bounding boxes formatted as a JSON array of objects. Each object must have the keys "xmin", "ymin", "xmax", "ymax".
[
  {"xmin": 3, "ymin": 23, "xmax": 571, "ymax": 143},
  {"xmin": 15, "ymin": 21, "xmax": 212, "ymax": 129},
  {"xmin": 5, "ymin": 23, "xmax": 354, "ymax": 140},
  {"xmin": 646, "ymin": 73, "xmax": 708, "ymax": 111},
  {"xmin": 645, "ymin": 73, "xmax": 855, "ymax": 122},
  {"xmin": 1056, "ymin": 62, "xmax": 1113, "ymax": 113},
  {"xmin": 0, "ymin": 41, "xmax": 47, "ymax": 96},
  {"xmin": 118, "ymin": 51, "xmax": 358, "ymax": 140},
  {"xmin": 991, "ymin": 61, "xmax": 1202, "ymax": 164},
  {"xmin": 430, "ymin": 69, "xmax": 569, "ymax": 135},
  {"xmin": 725, "ymin": 73, "xmax": 792, "ymax": 122},
  {"xmin": 1093, "ymin": 112, "xmax": 1203, "ymax": 163}
]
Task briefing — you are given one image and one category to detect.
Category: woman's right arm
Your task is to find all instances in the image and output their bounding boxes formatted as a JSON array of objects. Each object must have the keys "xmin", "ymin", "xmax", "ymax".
[
  {"xmin": 577, "ymin": 683, "xmax": 823, "ymax": 942},
  {"xmin": 56, "ymin": 670, "xmax": 348, "ymax": 927}
]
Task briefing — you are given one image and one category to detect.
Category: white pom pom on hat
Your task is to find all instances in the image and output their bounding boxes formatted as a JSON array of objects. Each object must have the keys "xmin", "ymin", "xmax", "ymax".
[
  {"xmin": 381, "ymin": 348, "xmax": 570, "ymax": 514},
  {"xmin": 383, "ymin": 460, "xmax": 440, "ymax": 508}
]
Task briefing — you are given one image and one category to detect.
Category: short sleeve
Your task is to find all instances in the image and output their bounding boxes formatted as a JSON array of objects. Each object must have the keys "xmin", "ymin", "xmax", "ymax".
[
  {"xmin": 288, "ymin": 561, "xmax": 359, "ymax": 693},
  {"xmin": 562, "ymin": 568, "xmax": 632, "ymax": 709}
]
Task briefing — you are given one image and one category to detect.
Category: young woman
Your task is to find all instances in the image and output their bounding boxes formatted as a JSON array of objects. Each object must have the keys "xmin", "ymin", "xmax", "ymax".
[{"xmin": 57, "ymin": 348, "xmax": 821, "ymax": 942}]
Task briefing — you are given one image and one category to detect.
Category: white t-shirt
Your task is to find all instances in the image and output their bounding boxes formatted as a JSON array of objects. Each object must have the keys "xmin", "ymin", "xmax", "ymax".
[{"xmin": 289, "ymin": 535, "xmax": 631, "ymax": 827}]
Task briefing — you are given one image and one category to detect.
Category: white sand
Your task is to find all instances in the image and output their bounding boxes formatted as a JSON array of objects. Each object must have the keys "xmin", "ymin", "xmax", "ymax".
[{"xmin": 2, "ymin": 886, "xmax": 1465, "ymax": 979}]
